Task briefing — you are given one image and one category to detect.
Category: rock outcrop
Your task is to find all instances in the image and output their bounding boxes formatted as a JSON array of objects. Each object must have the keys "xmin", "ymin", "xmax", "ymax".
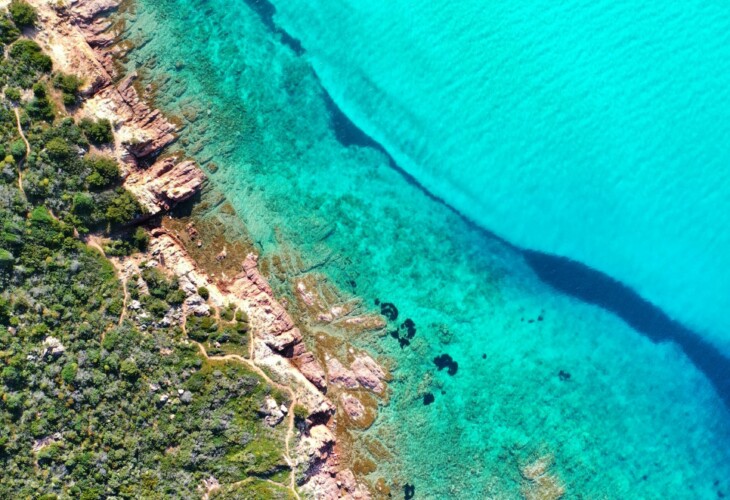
[
  {"xmin": 224, "ymin": 254, "xmax": 328, "ymax": 391},
  {"xmin": 326, "ymin": 357, "xmax": 359, "ymax": 389},
  {"xmin": 125, "ymin": 157, "xmax": 205, "ymax": 215},
  {"xmin": 351, "ymin": 354, "xmax": 387, "ymax": 394},
  {"xmin": 340, "ymin": 393, "xmax": 366, "ymax": 421},
  {"xmin": 114, "ymin": 72, "xmax": 178, "ymax": 159}
]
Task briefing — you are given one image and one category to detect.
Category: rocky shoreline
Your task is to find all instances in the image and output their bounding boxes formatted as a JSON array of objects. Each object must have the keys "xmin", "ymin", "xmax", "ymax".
[{"xmin": 25, "ymin": 0, "xmax": 390, "ymax": 497}]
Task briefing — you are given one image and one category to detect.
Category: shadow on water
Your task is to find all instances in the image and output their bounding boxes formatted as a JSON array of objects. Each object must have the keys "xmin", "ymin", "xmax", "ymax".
[
  {"xmin": 523, "ymin": 251, "xmax": 730, "ymax": 407},
  {"xmin": 243, "ymin": 0, "xmax": 304, "ymax": 55},
  {"xmin": 246, "ymin": 0, "xmax": 730, "ymax": 409},
  {"xmin": 321, "ymin": 90, "xmax": 390, "ymax": 154}
]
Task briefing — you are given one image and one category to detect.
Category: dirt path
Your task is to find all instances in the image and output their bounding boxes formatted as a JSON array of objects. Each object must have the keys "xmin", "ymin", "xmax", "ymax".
[
  {"xmin": 13, "ymin": 108, "xmax": 29, "ymax": 198},
  {"xmin": 117, "ymin": 271, "xmax": 129, "ymax": 326},
  {"xmin": 192, "ymin": 325, "xmax": 301, "ymax": 499}
]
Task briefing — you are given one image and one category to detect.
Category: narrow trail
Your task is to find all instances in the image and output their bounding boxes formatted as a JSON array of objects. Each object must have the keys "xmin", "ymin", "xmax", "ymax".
[
  {"xmin": 190, "ymin": 317, "xmax": 301, "ymax": 500},
  {"xmin": 13, "ymin": 108, "xmax": 29, "ymax": 199},
  {"xmin": 117, "ymin": 271, "xmax": 129, "ymax": 326}
]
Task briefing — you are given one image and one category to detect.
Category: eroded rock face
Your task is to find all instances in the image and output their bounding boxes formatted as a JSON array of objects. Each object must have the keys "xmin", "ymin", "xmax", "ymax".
[
  {"xmin": 115, "ymin": 72, "xmax": 178, "ymax": 159},
  {"xmin": 292, "ymin": 343, "xmax": 328, "ymax": 391},
  {"xmin": 125, "ymin": 157, "xmax": 206, "ymax": 215},
  {"xmin": 351, "ymin": 354, "xmax": 387, "ymax": 394},
  {"xmin": 68, "ymin": 0, "xmax": 121, "ymax": 23},
  {"xmin": 227, "ymin": 254, "xmax": 303, "ymax": 352}
]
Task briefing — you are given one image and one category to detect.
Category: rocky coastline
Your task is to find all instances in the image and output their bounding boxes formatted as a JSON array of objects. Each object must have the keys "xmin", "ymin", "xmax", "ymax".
[{"xmin": 24, "ymin": 0, "xmax": 391, "ymax": 497}]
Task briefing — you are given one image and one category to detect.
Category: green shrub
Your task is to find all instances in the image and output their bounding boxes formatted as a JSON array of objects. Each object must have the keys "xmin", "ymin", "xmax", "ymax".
[
  {"xmin": 84, "ymin": 155, "xmax": 120, "ymax": 189},
  {"xmin": 32, "ymin": 82, "xmax": 45, "ymax": 97},
  {"xmin": 186, "ymin": 314, "xmax": 218, "ymax": 341},
  {"xmin": 9, "ymin": 39, "xmax": 51, "ymax": 73},
  {"xmin": 10, "ymin": 139, "xmax": 26, "ymax": 160},
  {"xmin": 0, "ymin": 16, "xmax": 21, "ymax": 46},
  {"xmin": 197, "ymin": 286, "xmax": 209, "ymax": 300},
  {"xmin": 9, "ymin": 0, "xmax": 36, "ymax": 27},
  {"xmin": 166, "ymin": 288, "xmax": 185, "ymax": 305},
  {"xmin": 53, "ymin": 73, "xmax": 83, "ymax": 106},
  {"xmin": 107, "ymin": 297, "xmax": 123, "ymax": 317},
  {"xmin": 0, "ymin": 248, "xmax": 14, "ymax": 268},
  {"xmin": 5, "ymin": 87, "xmax": 21, "ymax": 102},
  {"xmin": 132, "ymin": 226, "xmax": 149, "ymax": 251},
  {"xmin": 221, "ymin": 305, "xmax": 234, "ymax": 321},
  {"xmin": 45, "ymin": 137, "xmax": 74, "ymax": 161},
  {"xmin": 141, "ymin": 267, "xmax": 175, "ymax": 300},
  {"xmin": 61, "ymin": 362, "xmax": 78, "ymax": 385},
  {"xmin": 72, "ymin": 192, "xmax": 94, "ymax": 214},
  {"xmin": 144, "ymin": 296, "xmax": 169, "ymax": 317},
  {"xmin": 120, "ymin": 358, "xmax": 140, "ymax": 380},
  {"xmin": 79, "ymin": 117, "xmax": 113, "ymax": 144},
  {"xmin": 26, "ymin": 94, "xmax": 54, "ymax": 122},
  {"xmin": 1, "ymin": 365, "xmax": 22, "ymax": 387}
]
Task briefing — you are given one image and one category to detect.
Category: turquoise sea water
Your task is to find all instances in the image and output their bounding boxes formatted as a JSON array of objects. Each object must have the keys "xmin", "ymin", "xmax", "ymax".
[
  {"xmin": 268, "ymin": 0, "xmax": 730, "ymax": 354},
  {"xmin": 120, "ymin": 0, "xmax": 730, "ymax": 497}
]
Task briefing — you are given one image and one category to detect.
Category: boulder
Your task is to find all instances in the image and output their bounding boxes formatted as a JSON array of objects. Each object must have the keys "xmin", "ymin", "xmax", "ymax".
[
  {"xmin": 259, "ymin": 396, "xmax": 285, "ymax": 427},
  {"xmin": 351, "ymin": 354, "xmax": 386, "ymax": 393},
  {"xmin": 326, "ymin": 357, "xmax": 359, "ymax": 389}
]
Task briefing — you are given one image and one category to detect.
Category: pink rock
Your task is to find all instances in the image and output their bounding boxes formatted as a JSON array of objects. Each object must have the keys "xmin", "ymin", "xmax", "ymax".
[
  {"xmin": 326, "ymin": 358, "xmax": 359, "ymax": 389},
  {"xmin": 126, "ymin": 157, "xmax": 206, "ymax": 215},
  {"xmin": 292, "ymin": 343, "xmax": 327, "ymax": 391},
  {"xmin": 351, "ymin": 354, "xmax": 386, "ymax": 393},
  {"xmin": 116, "ymin": 73, "xmax": 178, "ymax": 158},
  {"xmin": 69, "ymin": 0, "xmax": 121, "ymax": 22},
  {"xmin": 340, "ymin": 393, "xmax": 365, "ymax": 421}
]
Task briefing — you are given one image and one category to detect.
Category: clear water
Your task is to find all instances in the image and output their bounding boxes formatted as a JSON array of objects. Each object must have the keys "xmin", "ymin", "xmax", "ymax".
[
  {"xmin": 120, "ymin": 0, "xmax": 730, "ymax": 497},
  {"xmin": 268, "ymin": 0, "xmax": 730, "ymax": 354}
]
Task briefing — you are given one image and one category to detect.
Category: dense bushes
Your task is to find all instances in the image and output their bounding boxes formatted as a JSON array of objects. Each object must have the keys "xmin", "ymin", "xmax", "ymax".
[
  {"xmin": 79, "ymin": 117, "xmax": 113, "ymax": 144},
  {"xmin": 0, "ymin": 12, "xmax": 288, "ymax": 498},
  {"xmin": 53, "ymin": 73, "xmax": 83, "ymax": 106},
  {"xmin": 9, "ymin": 39, "xmax": 51, "ymax": 73},
  {"xmin": 0, "ymin": 16, "xmax": 20, "ymax": 46},
  {"xmin": 8, "ymin": 0, "xmax": 36, "ymax": 28},
  {"xmin": 84, "ymin": 154, "xmax": 119, "ymax": 188}
]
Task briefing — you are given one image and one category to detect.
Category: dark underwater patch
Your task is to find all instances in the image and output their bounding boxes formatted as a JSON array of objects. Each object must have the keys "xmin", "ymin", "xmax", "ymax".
[
  {"xmin": 523, "ymin": 249, "xmax": 730, "ymax": 407},
  {"xmin": 242, "ymin": 0, "xmax": 304, "ymax": 55},
  {"xmin": 380, "ymin": 302, "xmax": 399, "ymax": 321},
  {"xmin": 404, "ymin": 483, "xmax": 415, "ymax": 499},
  {"xmin": 433, "ymin": 353, "xmax": 458, "ymax": 375},
  {"xmin": 400, "ymin": 318, "xmax": 416, "ymax": 339}
]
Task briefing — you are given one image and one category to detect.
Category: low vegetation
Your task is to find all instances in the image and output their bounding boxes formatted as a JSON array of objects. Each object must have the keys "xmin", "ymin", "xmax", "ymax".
[{"xmin": 0, "ymin": 12, "xmax": 288, "ymax": 498}]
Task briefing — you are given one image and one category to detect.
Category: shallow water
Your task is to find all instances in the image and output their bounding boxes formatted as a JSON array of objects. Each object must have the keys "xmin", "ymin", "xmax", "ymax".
[{"xmin": 121, "ymin": 1, "xmax": 730, "ymax": 497}]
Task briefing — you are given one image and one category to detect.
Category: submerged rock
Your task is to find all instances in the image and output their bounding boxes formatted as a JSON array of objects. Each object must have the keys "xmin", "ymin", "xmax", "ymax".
[
  {"xmin": 379, "ymin": 302, "xmax": 398, "ymax": 321},
  {"xmin": 433, "ymin": 353, "xmax": 458, "ymax": 376}
]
